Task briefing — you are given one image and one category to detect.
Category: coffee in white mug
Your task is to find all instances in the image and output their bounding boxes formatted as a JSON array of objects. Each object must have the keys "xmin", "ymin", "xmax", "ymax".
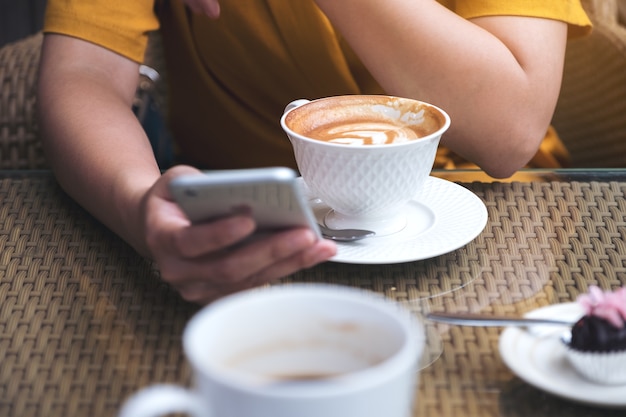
[
  {"xmin": 281, "ymin": 95, "xmax": 450, "ymax": 235},
  {"xmin": 118, "ymin": 284, "xmax": 424, "ymax": 417}
]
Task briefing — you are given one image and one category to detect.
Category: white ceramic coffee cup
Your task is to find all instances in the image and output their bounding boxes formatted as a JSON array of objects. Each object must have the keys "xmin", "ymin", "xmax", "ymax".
[
  {"xmin": 281, "ymin": 95, "xmax": 450, "ymax": 236},
  {"xmin": 117, "ymin": 284, "xmax": 424, "ymax": 417}
]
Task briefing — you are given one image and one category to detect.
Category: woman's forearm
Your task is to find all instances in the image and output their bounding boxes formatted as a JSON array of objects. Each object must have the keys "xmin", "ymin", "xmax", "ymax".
[
  {"xmin": 38, "ymin": 34, "xmax": 161, "ymax": 255},
  {"xmin": 315, "ymin": 0, "xmax": 568, "ymax": 177}
]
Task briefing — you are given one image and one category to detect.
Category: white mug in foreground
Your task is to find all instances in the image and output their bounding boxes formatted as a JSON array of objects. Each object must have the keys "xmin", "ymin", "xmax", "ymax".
[
  {"xmin": 281, "ymin": 95, "xmax": 450, "ymax": 236},
  {"xmin": 117, "ymin": 284, "xmax": 425, "ymax": 417}
]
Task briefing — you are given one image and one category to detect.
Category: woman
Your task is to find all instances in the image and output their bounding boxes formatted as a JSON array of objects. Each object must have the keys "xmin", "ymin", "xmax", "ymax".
[{"xmin": 37, "ymin": 0, "xmax": 591, "ymax": 303}]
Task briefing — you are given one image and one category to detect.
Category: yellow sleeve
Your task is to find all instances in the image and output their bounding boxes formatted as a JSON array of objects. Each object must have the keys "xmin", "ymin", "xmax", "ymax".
[
  {"xmin": 453, "ymin": 0, "xmax": 592, "ymax": 38},
  {"xmin": 43, "ymin": 0, "xmax": 159, "ymax": 63}
]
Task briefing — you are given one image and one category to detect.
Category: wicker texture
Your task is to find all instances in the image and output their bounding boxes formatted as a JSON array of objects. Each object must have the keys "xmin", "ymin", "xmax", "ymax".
[
  {"xmin": 0, "ymin": 173, "xmax": 195, "ymax": 417},
  {"xmin": 552, "ymin": 0, "xmax": 626, "ymax": 167},
  {"xmin": 1, "ymin": 172, "xmax": 626, "ymax": 417},
  {"xmin": 0, "ymin": 33, "xmax": 46, "ymax": 170}
]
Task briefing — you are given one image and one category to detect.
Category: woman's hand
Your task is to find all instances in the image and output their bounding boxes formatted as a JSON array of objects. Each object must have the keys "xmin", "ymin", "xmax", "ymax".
[{"xmin": 142, "ymin": 166, "xmax": 337, "ymax": 304}]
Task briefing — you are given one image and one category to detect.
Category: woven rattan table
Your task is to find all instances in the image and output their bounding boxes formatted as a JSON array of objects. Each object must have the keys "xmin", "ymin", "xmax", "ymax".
[{"xmin": 1, "ymin": 169, "xmax": 626, "ymax": 417}]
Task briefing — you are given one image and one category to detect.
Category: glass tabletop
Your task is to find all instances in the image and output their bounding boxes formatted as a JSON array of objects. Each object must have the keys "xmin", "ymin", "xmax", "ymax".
[
  {"xmin": 4, "ymin": 167, "xmax": 626, "ymax": 181},
  {"xmin": 1, "ymin": 168, "xmax": 626, "ymax": 417},
  {"xmin": 433, "ymin": 167, "xmax": 626, "ymax": 183}
]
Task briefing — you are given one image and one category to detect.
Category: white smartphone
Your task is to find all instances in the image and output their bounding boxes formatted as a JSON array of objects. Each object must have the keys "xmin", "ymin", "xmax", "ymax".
[{"xmin": 168, "ymin": 167, "xmax": 320, "ymax": 238}]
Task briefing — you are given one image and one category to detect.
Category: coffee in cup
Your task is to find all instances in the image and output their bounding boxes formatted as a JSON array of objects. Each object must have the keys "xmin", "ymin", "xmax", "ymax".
[
  {"xmin": 284, "ymin": 95, "xmax": 445, "ymax": 145},
  {"xmin": 281, "ymin": 95, "xmax": 450, "ymax": 236},
  {"xmin": 117, "ymin": 284, "xmax": 424, "ymax": 417}
]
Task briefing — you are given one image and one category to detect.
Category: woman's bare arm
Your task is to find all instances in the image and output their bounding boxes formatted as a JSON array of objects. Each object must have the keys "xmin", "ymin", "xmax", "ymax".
[
  {"xmin": 314, "ymin": 0, "xmax": 568, "ymax": 178},
  {"xmin": 38, "ymin": 34, "xmax": 162, "ymax": 254},
  {"xmin": 37, "ymin": 34, "xmax": 336, "ymax": 303}
]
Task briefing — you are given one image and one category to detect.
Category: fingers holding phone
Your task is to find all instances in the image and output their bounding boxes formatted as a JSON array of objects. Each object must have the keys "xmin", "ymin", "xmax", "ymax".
[{"xmin": 142, "ymin": 166, "xmax": 336, "ymax": 304}]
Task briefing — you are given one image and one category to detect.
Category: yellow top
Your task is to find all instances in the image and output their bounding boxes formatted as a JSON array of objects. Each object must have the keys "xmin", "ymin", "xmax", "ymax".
[{"xmin": 43, "ymin": 0, "xmax": 592, "ymax": 170}]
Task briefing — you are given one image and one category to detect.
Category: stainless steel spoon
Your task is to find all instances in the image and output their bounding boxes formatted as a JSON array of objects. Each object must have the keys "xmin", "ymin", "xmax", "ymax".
[
  {"xmin": 317, "ymin": 224, "xmax": 376, "ymax": 242},
  {"xmin": 427, "ymin": 312, "xmax": 578, "ymax": 342},
  {"xmin": 426, "ymin": 312, "xmax": 575, "ymax": 327}
]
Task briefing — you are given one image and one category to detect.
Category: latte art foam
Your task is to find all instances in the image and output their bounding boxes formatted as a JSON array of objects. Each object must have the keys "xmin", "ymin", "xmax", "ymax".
[
  {"xmin": 284, "ymin": 95, "xmax": 448, "ymax": 147},
  {"xmin": 309, "ymin": 121, "xmax": 422, "ymax": 145}
]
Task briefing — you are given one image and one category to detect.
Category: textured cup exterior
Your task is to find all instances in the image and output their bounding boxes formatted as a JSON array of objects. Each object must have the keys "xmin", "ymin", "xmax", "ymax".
[{"xmin": 288, "ymin": 132, "xmax": 442, "ymax": 218}]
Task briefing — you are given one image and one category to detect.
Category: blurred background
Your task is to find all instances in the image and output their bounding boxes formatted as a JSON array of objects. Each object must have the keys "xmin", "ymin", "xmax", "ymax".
[{"xmin": 0, "ymin": 0, "xmax": 47, "ymax": 48}]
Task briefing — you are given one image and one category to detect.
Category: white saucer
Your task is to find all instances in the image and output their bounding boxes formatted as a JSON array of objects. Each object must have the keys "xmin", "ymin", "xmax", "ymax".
[
  {"xmin": 302, "ymin": 176, "xmax": 488, "ymax": 264},
  {"xmin": 499, "ymin": 303, "xmax": 626, "ymax": 408}
]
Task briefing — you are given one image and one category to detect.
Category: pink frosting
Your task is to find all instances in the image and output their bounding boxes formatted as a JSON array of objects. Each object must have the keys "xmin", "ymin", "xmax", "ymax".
[{"xmin": 577, "ymin": 286, "xmax": 626, "ymax": 328}]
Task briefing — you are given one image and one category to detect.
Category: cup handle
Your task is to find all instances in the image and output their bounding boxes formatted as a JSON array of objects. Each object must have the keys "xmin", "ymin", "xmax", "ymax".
[
  {"xmin": 283, "ymin": 99, "xmax": 310, "ymax": 114},
  {"xmin": 117, "ymin": 384, "xmax": 210, "ymax": 417}
]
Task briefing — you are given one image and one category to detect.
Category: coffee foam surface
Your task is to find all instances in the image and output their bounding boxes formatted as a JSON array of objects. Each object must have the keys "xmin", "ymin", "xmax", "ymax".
[
  {"xmin": 309, "ymin": 121, "xmax": 421, "ymax": 145},
  {"xmin": 286, "ymin": 96, "xmax": 445, "ymax": 145}
]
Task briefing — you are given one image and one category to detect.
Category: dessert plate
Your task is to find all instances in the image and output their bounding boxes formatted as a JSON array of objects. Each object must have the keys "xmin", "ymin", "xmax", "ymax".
[
  {"xmin": 499, "ymin": 303, "xmax": 626, "ymax": 408},
  {"xmin": 301, "ymin": 176, "xmax": 488, "ymax": 264}
]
